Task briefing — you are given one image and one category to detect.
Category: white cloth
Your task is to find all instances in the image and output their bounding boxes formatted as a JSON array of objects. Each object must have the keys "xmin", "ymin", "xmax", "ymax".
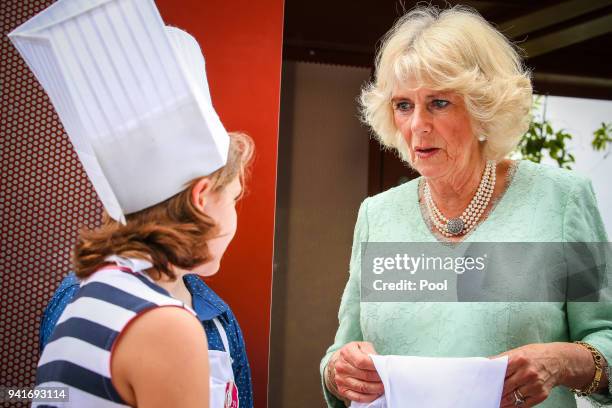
[
  {"xmin": 9, "ymin": 0, "xmax": 229, "ymax": 223},
  {"xmin": 351, "ymin": 355, "xmax": 508, "ymax": 408},
  {"xmin": 351, "ymin": 395, "xmax": 387, "ymax": 408},
  {"xmin": 103, "ymin": 255, "xmax": 153, "ymax": 273},
  {"xmin": 210, "ymin": 318, "xmax": 238, "ymax": 408}
]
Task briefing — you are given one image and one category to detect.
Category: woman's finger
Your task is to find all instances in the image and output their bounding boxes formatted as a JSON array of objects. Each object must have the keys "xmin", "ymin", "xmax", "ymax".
[
  {"xmin": 504, "ymin": 353, "xmax": 528, "ymax": 379},
  {"xmin": 500, "ymin": 393, "xmax": 545, "ymax": 408},
  {"xmin": 499, "ymin": 391, "xmax": 521, "ymax": 408},
  {"xmin": 336, "ymin": 355, "xmax": 382, "ymax": 382},
  {"xmin": 340, "ymin": 342, "xmax": 378, "ymax": 371},
  {"xmin": 358, "ymin": 341, "xmax": 379, "ymax": 356},
  {"xmin": 341, "ymin": 388, "xmax": 382, "ymax": 404},
  {"xmin": 512, "ymin": 382, "xmax": 549, "ymax": 407},
  {"xmin": 500, "ymin": 374, "xmax": 548, "ymax": 408},
  {"xmin": 335, "ymin": 374, "xmax": 385, "ymax": 396},
  {"xmin": 499, "ymin": 392, "xmax": 532, "ymax": 408},
  {"xmin": 500, "ymin": 355, "xmax": 532, "ymax": 398},
  {"xmin": 501, "ymin": 371, "xmax": 523, "ymax": 400}
]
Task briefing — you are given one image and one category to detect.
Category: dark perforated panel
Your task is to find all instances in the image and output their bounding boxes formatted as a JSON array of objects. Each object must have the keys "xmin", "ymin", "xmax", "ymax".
[{"xmin": 1, "ymin": 1, "xmax": 103, "ymax": 405}]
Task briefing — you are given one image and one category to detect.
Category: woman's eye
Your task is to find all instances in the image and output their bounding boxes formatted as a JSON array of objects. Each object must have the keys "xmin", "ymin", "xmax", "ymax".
[
  {"xmin": 432, "ymin": 99, "xmax": 450, "ymax": 109},
  {"xmin": 395, "ymin": 101, "xmax": 412, "ymax": 111}
]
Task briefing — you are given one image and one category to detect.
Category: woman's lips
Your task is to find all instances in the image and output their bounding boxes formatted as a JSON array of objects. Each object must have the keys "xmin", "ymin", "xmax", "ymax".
[{"xmin": 415, "ymin": 147, "xmax": 440, "ymax": 158}]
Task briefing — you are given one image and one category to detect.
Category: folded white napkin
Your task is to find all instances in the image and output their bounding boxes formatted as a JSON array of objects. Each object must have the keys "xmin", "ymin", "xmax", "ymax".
[
  {"xmin": 351, "ymin": 395, "xmax": 386, "ymax": 408},
  {"xmin": 350, "ymin": 355, "xmax": 508, "ymax": 408}
]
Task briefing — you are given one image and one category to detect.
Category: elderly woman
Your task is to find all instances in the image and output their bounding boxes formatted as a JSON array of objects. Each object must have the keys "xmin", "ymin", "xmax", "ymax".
[{"xmin": 321, "ymin": 6, "xmax": 611, "ymax": 408}]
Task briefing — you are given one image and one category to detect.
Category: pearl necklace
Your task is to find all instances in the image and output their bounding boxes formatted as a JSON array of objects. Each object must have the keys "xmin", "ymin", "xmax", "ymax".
[{"xmin": 424, "ymin": 160, "xmax": 496, "ymax": 237}]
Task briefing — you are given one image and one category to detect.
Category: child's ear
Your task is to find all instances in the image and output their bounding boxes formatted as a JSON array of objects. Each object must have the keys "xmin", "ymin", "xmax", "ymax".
[{"xmin": 191, "ymin": 178, "xmax": 212, "ymax": 212}]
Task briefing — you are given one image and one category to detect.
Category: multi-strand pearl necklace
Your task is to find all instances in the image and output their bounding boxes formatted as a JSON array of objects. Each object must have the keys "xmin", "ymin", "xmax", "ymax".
[{"xmin": 424, "ymin": 160, "xmax": 496, "ymax": 237}]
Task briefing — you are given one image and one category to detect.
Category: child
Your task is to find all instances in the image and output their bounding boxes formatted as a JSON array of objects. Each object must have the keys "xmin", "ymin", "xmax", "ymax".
[
  {"xmin": 9, "ymin": 0, "xmax": 254, "ymax": 406},
  {"xmin": 38, "ymin": 130, "xmax": 254, "ymax": 407}
]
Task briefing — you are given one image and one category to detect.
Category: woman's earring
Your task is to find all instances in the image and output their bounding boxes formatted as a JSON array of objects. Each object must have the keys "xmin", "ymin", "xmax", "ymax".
[{"xmin": 478, "ymin": 135, "xmax": 487, "ymax": 142}]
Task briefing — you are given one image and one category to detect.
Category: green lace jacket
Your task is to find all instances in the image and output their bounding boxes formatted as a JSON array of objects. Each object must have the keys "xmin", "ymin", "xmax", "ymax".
[{"xmin": 321, "ymin": 160, "xmax": 612, "ymax": 408}]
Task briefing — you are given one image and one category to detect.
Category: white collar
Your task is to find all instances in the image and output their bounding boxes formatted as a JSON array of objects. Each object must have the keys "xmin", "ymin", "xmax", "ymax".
[{"xmin": 104, "ymin": 255, "xmax": 153, "ymax": 273}]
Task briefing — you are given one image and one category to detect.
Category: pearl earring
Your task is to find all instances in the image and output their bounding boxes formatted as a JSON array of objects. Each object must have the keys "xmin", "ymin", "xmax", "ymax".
[{"xmin": 478, "ymin": 135, "xmax": 487, "ymax": 142}]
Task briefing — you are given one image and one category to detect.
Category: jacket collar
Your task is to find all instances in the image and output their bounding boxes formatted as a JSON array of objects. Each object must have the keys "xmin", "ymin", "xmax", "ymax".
[{"xmin": 183, "ymin": 274, "xmax": 229, "ymax": 321}]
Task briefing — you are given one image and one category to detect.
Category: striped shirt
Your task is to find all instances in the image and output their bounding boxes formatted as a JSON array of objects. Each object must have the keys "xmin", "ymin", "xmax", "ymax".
[
  {"xmin": 40, "ymin": 272, "xmax": 255, "ymax": 407},
  {"xmin": 34, "ymin": 265, "xmax": 195, "ymax": 407}
]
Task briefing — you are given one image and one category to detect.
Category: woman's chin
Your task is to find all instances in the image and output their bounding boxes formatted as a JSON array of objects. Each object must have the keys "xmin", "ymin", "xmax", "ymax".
[
  {"xmin": 413, "ymin": 162, "xmax": 446, "ymax": 179},
  {"xmin": 411, "ymin": 152, "xmax": 448, "ymax": 177}
]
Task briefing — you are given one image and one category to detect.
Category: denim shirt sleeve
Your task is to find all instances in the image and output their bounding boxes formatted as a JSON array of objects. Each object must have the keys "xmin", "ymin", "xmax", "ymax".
[
  {"xmin": 39, "ymin": 272, "xmax": 80, "ymax": 352},
  {"xmin": 225, "ymin": 308, "xmax": 254, "ymax": 408}
]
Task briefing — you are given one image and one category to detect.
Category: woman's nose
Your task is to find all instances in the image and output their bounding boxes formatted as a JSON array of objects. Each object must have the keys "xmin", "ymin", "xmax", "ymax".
[{"xmin": 410, "ymin": 105, "xmax": 433, "ymax": 135}]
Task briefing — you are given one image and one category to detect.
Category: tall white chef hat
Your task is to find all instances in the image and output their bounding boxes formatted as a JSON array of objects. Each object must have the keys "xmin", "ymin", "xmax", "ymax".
[{"xmin": 8, "ymin": 0, "xmax": 229, "ymax": 224}]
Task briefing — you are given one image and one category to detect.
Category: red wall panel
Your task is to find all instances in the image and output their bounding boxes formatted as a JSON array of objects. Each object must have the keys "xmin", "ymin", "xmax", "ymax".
[{"xmin": 156, "ymin": 2, "xmax": 284, "ymax": 407}]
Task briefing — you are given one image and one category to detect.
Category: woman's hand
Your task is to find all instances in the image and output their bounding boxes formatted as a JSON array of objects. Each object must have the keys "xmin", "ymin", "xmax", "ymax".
[
  {"xmin": 494, "ymin": 342, "xmax": 597, "ymax": 407},
  {"xmin": 327, "ymin": 341, "xmax": 384, "ymax": 403}
]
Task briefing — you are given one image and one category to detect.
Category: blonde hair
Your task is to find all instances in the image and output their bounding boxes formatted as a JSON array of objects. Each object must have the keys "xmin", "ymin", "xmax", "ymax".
[
  {"xmin": 73, "ymin": 132, "xmax": 255, "ymax": 280},
  {"xmin": 360, "ymin": 5, "xmax": 532, "ymax": 162}
]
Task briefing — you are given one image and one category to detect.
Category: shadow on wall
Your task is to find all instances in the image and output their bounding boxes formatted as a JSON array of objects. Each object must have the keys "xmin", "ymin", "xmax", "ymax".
[{"xmin": 269, "ymin": 61, "xmax": 371, "ymax": 407}]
